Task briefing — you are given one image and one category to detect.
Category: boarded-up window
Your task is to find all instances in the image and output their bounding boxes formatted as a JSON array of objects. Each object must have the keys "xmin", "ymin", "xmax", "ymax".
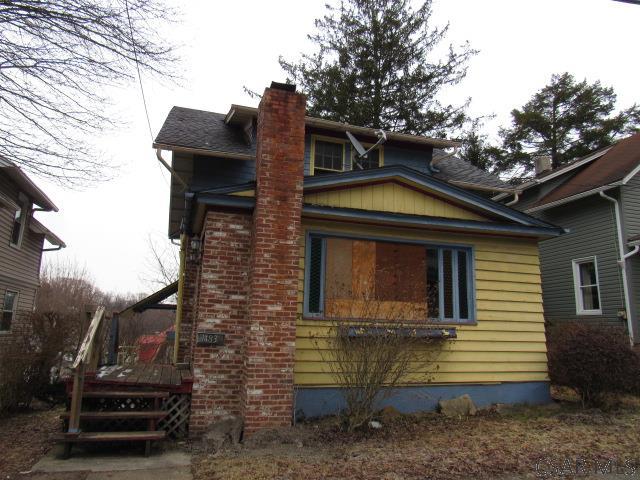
[{"xmin": 306, "ymin": 235, "xmax": 473, "ymax": 322}]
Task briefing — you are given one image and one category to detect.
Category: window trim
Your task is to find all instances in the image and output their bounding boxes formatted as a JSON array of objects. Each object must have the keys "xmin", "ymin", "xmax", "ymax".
[
  {"xmin": 1, "ymin": 290, "xmax": 18, "ymax": 332},
  {"xmin": 9, "ymin": 196, "xmax": 29, "ymax": 249},
  {"xmin": 350, "ymin": 142, "xmax": 384, "ymax": 170},
  {"xmin": 572, "ymin": 256, "xmax": 603, "ymax": 316},
  {"xmin": 303, "ymin": 230, "xmax": 476, "ymax": 325},
  {"xmin": 310, "ymin": 135, "xmax": 347, "ymax": 175}
]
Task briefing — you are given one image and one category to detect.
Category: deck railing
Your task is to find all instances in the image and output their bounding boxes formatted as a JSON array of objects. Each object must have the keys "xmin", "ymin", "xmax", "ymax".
[{"xmin": 68, "ymin": 306, "xmax": 106, "ymax": 434}]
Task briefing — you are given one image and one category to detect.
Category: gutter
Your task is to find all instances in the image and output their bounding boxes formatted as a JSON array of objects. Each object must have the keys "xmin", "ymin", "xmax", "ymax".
[
  {"xmin": 599, "ymin": 191, "xmax": 635, "ymax": 344},
  {"xmin": 525, "ymin": 183, "xmax": 622, "ymax": 214}
]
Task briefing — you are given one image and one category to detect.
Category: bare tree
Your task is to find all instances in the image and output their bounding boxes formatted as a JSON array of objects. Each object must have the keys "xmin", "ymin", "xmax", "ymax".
[
  {"xmin": 142, "ymin": 233, "xmax": 179, "ymax": 290},
  {"xmin": 0, "ymin": 0, "xmax": 176, "ymax": 185}
]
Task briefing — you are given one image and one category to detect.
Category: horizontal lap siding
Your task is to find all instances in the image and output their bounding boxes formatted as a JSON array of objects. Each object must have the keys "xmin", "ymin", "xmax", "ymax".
[
  {"xmin": 0, "ymin": 172, "xmax": 45, "ymax": 289},
  {"xmin": 537, "ymin": 195, "xmax": 625, "ymax": 328},
  {"xmin": 295, "ymin": 220, "xmax": 548, "ymax": 386}
]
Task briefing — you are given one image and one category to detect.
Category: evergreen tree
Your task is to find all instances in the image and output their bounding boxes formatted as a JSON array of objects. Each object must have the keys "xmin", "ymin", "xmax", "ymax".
[
  {"xmin": 501, "ymin": 73, "xmax": 640, "ymax": 176},
  {"xmin": 458, "ymin": 119, "xmax": 504, "ymax": 173},
  {"xmin": 279, "ymin": 0, "xmax": 476, "ymax": 137}
]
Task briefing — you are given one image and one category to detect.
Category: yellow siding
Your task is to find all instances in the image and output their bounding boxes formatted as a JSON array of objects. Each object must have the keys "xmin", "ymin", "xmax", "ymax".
[
  {"xmin": 230, "ymin": 189, "xmax": 255, "ymax": 197},
  {"xmin": 304, "ymin": 182, "xmax": 490, "ymax": 221},
  {"xmin": 295, "ymin": 220, "xmax": 548, "ymax": 386}
]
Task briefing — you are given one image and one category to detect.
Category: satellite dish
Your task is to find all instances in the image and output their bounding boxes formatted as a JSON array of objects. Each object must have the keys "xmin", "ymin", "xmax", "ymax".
[{"xmin": 346, "ymin": 130, "xmax": 387, "ymax": 170}]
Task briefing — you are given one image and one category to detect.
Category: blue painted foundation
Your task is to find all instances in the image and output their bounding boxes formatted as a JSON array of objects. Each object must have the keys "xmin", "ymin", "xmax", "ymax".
[{"xmin": 294, "ymin": 382, "xmax": 551, "ymax": 419}]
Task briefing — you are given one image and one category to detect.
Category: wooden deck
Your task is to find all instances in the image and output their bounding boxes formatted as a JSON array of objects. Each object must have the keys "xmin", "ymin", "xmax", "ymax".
[{"xmin": 81, "ymin": 364, "xmax": 193, "ymax": 394}]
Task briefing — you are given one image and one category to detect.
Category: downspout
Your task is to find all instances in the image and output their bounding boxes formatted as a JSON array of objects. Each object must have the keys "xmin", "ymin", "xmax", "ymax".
[
  {"xmin": 599, "ymin": 191, "xmax": 635, "ymax": 344},
  {"xmin": 173, "ymin": 192, "xmax": 195, "ymax": 365},
  {"xmin": 505, "ymin": 192, "xmax": 520, "ymax": 207}
]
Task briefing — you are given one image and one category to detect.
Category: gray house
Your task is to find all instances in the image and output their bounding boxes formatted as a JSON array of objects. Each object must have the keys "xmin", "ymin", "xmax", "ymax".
[
  {"xmin": 495, "ymin": 133, "xmax": 640, "ymax": 343},
  {"xmin": 0, "ymin": 157, "xmax": 64, "ymax": 339}
]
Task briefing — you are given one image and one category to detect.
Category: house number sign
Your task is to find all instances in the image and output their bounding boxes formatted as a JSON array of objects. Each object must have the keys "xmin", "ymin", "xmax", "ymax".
[{"xmin": 196, "ymin": 332, "xmax": 225, "ymax": 347}]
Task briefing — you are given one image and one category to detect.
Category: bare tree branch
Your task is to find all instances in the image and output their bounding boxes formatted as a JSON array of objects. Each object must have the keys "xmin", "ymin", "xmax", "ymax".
[{"xmin": 0, "ymin": 0, "xmax": 177, "ymax": 186}]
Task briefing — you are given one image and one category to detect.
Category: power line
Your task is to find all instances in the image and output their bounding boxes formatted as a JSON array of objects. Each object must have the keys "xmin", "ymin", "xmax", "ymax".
[
  {"xmin": 124, "ymin": 0, "xmax": 155, "ymax": 141},
  {"xmin": 124, "ymin": 0, "xmax": 170, "ymax": 186}
]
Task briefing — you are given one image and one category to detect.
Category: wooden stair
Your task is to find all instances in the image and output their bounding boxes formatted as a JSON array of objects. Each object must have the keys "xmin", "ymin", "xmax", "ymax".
[{"xmin": 60, "ymin": 388, "xmax": 169, "ymax": 458}]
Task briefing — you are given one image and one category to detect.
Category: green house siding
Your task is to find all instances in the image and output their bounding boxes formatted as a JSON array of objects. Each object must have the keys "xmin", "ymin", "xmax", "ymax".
[{"xmin": 536, "ymin": 193, "xmax": 626, "ymax": 329}]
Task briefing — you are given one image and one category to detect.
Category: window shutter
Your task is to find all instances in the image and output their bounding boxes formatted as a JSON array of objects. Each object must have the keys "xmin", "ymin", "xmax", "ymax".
[{"xmin": 307, "ymin": 237, "xmax": 323, "ymax": 314}]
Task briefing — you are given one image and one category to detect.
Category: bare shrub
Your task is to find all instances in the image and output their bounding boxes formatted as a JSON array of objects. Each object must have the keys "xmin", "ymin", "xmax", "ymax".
[
  {"xmin": 316, "ymin": 294, "xmax": 448, "ymax": 432},
  {"xmin": 547, "ymin": 322, "xmax": 640, "ymax": 407}
]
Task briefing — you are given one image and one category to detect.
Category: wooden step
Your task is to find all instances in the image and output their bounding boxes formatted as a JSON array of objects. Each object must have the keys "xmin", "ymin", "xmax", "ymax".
[
  {"xmin": 55, "ymin": 431, "xmax": 166, "ymax": 443},
  {"xmin": 60, "ymin": 411, "xmax": 167, "ymax": 420},
  {"xmin": 74, "ymin": 390, "xmax": 170, "ymax": 399}
]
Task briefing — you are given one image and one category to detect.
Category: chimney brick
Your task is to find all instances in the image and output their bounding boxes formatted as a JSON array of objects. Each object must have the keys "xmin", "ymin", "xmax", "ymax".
[{"xmin": 243, "ymin": 85, "xmax": 306, "ymax": 433}]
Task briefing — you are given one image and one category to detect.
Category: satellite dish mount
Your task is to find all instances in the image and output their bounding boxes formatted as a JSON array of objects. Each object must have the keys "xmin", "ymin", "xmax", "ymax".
[{"xmin": 346, "ymin": 130, "xmax": 387, "ymax": 170}]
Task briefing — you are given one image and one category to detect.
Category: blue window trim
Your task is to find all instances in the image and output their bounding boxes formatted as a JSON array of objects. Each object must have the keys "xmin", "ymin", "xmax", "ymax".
[{"xmin": 303, "ymin": 230, "xmax": 477, "ymax": 325}]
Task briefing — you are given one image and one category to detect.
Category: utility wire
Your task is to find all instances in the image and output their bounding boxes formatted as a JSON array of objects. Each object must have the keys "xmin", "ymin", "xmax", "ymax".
[
  {"xmin": 125, "ymin": 0, "xmax": 154, "ymax": 141},
  {"xmin": 124, "ymin": 0, "xmax": 169, "ymax": 186}
]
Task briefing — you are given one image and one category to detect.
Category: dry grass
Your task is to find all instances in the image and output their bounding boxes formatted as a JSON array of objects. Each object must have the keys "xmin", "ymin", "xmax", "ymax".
[{"xmin": 193, "ymin": 398, "xmax": 640, "ymax": 480}]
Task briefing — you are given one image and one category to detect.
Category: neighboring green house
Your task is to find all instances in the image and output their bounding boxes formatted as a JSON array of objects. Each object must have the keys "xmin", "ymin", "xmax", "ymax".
[{"xmin": 494, "ymin": 133, "xmax": 640, "ymax": 343}]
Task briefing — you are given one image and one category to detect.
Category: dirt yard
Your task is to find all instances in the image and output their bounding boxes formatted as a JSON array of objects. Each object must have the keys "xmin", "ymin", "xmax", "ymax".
[
  {"xmin": 0, "ymin": 404, "xmax": 63, "ymax": 479},
  {"xmin": 193, "ymin": 397, "xmax": 640, "ymax": 480}
]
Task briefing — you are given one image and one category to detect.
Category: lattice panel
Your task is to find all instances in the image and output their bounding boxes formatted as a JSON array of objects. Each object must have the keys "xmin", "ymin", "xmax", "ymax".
[{"xmin": 159, "ymin": 394, "xmax": 190, "ymax": 439}]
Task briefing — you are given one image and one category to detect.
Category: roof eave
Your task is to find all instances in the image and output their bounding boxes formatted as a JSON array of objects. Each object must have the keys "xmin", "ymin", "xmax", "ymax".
[
  {"xmin": 303, "ymin": 204, "xmax": 564, "ymax": 239},
  {"xmin": 224, "ymin": 104, "xmax": 460, "ymax": 149},
  {"xmin": 153, "ymin": 142, "xmax": 254, "ymax": 161},
  {"xmin": 525, "ymin": 182, "xmax": 622, "ymax": 213},
  {"xmin": 29, "ymin": 218, "xmax": 65, "ymax": 247},
  {"xmin": 491, "ymin": 147, "xmax": 612, "ymax": 202},
  {"xmin": 1, "ymin": 166, "xmax": 58, "ymax": 211}
]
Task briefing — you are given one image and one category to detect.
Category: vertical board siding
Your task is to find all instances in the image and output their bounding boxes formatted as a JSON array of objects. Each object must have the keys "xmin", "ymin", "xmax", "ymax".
[
  {"xmin": 304, "ymin": 183, "xmax": 489, "ymax": 221},
  {"xmin": 295, "ymin": 220, "xmax": 548, "ymax": 386},
  {"xmin": 537, "ymin": 194, "xmax": 626, "ymax": 328}
]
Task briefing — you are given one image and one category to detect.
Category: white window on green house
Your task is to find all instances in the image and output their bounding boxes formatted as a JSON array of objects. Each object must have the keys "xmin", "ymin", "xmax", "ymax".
[
  {"xmin": 313, "ymin": 139, "xmax": 344, "ymax": 174},
  {"xmin": 305, "ymin": 235, "xmax": 474, "ymax": 323},
  {"xmin": 1, "ymin": 290, "xmax": 18, "ymax": 331},
  {"xmin": 572, "ymin": 257, "xmax": 602, "ymax": 315}
]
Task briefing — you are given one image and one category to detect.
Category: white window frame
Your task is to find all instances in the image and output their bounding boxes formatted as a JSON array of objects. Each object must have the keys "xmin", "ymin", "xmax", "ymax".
[
  {"xmin": 9, "ymin": 195, "xmax": 29, "ymax": 249},
  {"xmin": 572, "ymin": 256, "xmax": 602, "ymax": 315},
  {"xmin": 1, "ymin": 290, "xmax": 18, "ymax": 332}
]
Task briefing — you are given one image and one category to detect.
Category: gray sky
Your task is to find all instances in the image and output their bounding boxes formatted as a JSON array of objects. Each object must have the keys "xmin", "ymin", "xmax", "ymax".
[{"xmin": 34, "ymin": 0, "xmax": 640, "ymax": 295}]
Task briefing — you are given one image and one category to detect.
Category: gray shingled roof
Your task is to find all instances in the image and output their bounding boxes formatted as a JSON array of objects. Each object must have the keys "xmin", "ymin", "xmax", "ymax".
[
  {"xmin": 155, "ymin": 107, "xmax": 255, "ymax": 157},
  {"xmin": 156, "ymin": 106, "xmax": 507, "ymax": 191},
  {"xmin": 432, "ymin": 152, "xmax": 507, "ymax": 190}
]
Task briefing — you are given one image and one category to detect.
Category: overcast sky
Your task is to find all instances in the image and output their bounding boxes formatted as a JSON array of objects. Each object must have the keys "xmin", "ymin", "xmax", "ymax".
[{"xmin": 33, "ymin": 0, "xmax": 640, "ymax": 296}]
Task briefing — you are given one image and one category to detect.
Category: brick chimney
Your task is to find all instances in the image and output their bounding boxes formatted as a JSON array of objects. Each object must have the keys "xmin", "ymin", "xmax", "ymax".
[{"xmin": 242, "ymin": 82, "xmax": 306, "ymax": 433}]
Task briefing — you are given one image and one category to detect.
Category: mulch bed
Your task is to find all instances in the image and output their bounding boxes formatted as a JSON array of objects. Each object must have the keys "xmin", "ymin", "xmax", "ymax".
[{"xmin": 0, "ymin": 404, "xmax": 63, "ymax": 479}]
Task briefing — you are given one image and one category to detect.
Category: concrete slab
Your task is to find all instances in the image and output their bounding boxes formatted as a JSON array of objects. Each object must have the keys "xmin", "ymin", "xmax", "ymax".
[
  {"xmin": 30, "ymin": 445, "xmax": 191, "ymax": 473},
  {"xmin": 87, "ymin": 467, "xmax": 192, "ymax": 480}
]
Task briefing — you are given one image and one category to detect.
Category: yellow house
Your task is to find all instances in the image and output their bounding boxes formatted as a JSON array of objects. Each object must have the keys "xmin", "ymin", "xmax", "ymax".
[{"xmin": 154, "ymin": 82, "xmax": 564, "ymax": 435}]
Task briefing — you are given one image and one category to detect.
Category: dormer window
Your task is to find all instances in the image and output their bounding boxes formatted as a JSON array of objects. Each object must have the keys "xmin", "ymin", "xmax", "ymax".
[
  {"xmin": 311, "ymin": 136, "xmax": 345, "ymax": 175},
  {"xmin": 10, "ymin": 197, "xmax": 29, "ymax": 248}
]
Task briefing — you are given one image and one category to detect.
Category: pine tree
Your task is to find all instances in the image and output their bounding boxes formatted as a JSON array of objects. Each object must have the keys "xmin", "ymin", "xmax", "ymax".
[
  {"xmin": 279, "ymin": 0, "xmax": 476, "ymax": 137},
  {"xmin": 501, "ymin": 73, "xmax": 640, "ymax": 176}
]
